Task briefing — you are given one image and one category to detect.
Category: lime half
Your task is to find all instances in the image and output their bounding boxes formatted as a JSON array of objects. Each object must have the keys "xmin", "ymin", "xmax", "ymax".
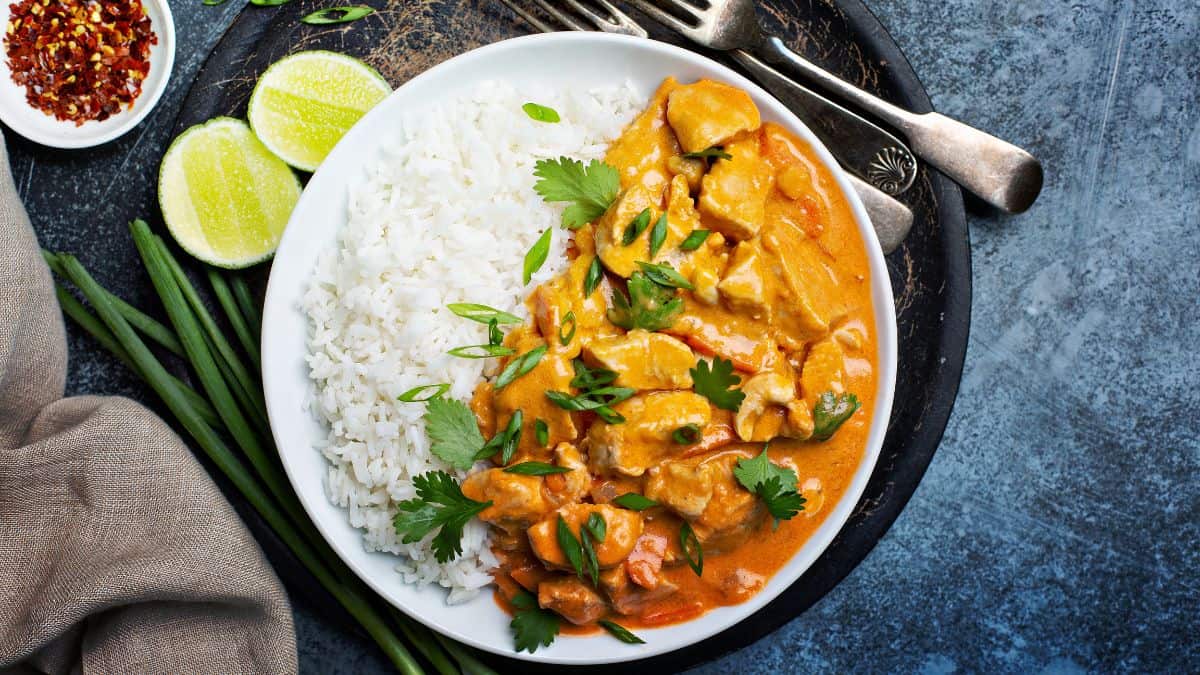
[
  {"xmin": 158, "ymin": 117, "xmax": 301, "ymax": 268},
  {"xmin": 248, "ymin": 50, "xmax": 391, "ymax": 172}
]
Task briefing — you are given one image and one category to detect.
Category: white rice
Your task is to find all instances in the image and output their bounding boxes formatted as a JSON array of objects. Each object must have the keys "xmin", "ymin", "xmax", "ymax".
[{"xmin": 303, "ymin": 80, "xmax": 640, "ymax": 602}]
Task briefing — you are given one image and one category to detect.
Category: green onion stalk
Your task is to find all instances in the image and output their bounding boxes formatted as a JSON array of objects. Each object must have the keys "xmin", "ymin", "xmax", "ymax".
[{"xmin": 43, "ymin": 219, "xmax": 497, "ymax": 675}]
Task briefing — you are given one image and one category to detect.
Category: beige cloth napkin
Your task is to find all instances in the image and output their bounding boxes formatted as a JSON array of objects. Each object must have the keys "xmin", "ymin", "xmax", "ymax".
[{"xmin": 0, "ymin": 133, "xmax": 298, "ymax": 674}]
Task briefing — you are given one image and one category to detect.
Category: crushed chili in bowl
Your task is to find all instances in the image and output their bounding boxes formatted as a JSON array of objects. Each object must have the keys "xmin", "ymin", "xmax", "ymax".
[{"xmin": 4, "ymin": 0, "xmax": 157, "ymax": 126}]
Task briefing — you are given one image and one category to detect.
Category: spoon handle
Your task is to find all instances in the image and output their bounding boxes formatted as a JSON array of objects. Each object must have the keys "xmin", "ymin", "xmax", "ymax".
[{"xmin": 763, "ymin": 37, "xmax": 1044, "ymax": 213}]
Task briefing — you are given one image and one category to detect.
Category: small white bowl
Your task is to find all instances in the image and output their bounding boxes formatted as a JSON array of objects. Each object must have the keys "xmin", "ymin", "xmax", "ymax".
[
  {"xmin": 0, "ymin": 0, "xmax": 175, "ymax": 149},
  {"xmin": 262, "ymin": 32, "xmax": 898, "ymax": 665}
]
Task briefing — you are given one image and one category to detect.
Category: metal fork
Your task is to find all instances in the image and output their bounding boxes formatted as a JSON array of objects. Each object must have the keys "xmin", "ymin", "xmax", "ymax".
[
  {"xmin": 624, "ymin": 0, "xmax": 1044, "ymax": 214},
  {"xmin": 496, "ymin": 0, "xmax": 914, "ymax": 254}
]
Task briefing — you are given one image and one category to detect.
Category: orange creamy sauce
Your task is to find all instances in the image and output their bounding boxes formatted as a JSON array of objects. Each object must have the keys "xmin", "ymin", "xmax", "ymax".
[{"xmin": 473, "ymin": 77, "xmax": 877, "ymax": 631}]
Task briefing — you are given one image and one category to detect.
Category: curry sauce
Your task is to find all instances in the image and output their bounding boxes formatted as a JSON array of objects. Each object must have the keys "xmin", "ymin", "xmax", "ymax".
[{"xmin": 463, "ymin": 77, "xmax": 877, "ymax": 633}]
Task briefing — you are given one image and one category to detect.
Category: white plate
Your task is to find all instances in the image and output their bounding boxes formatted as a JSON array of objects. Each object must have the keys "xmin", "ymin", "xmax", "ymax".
[
  {"xmin": 262, "ymin": 32, "xmax": 897, "ymax": 665},
  {"xmin": 0, "ymin": 0, "xmax": 175, "ymax": 149}
]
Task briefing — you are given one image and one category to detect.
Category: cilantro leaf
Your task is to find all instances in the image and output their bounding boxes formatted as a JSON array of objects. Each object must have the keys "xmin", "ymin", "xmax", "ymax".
[
  {"xmin": 732, "ymin": 447, "xmax": 798, "ymax": 490},
  {"xmin": 424, "ymin": 397, "xmax": 485, "ymax": 470},
  {"xmin": 511, "ymin": 590, "xmax": 561, "ymax": 653},
  {"xmin": 533, "ymin": 157, "xmax": 620, "ymax": 229},
  {"xmin": 392, "ymin": 471, "xmax": 492, "ymax": 563},
  {"xmin": 690, "ymin": 357, "xmax": 745, "ymax": 411},
  {"xmin": 813, "ymin": 392, "xmax": 861, "ymax": 440},
  {"xmin": 733, "ymin": 449, "xmax": 806, "ymax": 527},
  {"xmin": 607, "ymin": 271, "xmax": 683, "ymax": 332},
  {"xmin": 758, "ymin": 476, "xmax": 807, "ymax": 524}
]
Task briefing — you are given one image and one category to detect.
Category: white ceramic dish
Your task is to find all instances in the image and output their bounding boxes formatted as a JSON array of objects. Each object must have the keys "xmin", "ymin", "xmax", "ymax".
[
  {"xmin": 0, "ymin": 0, "xmax": 174, "ymax": 149},
  {"xmin": 262, "ymin": 32, "xmax": 897, "ymax": 665}
]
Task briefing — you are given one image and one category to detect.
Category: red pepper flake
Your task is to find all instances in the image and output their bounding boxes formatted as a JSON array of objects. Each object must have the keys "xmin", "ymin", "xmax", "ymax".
[{"xmin": 4, "ymin": 0, "xmax": 157, "ymax": 125}]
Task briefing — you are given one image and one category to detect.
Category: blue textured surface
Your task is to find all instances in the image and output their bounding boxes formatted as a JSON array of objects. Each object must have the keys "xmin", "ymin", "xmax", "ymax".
[{"xmin": 9, "ymin": 0, "xmax": 1199, "ymax": 672}]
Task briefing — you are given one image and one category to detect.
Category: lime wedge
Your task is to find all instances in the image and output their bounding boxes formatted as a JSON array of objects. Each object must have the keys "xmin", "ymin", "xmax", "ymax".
[
  {"xmin": 158, "ymin": 117, "xmax": 301, "ymax": 269},
  {"xmin": 247, "ymin": 50, "xmax": 391, "ymax": 172}
]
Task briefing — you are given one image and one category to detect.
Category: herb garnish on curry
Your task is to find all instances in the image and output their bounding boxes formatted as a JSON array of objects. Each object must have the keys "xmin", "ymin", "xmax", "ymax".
[{"xmin": 393, "ymin": 77, "xmax": 878, "ymax": 651}]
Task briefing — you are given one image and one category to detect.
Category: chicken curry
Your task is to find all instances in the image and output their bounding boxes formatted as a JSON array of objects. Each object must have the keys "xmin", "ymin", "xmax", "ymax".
[{"xmin": 397, "ymin": 77, "xmax": 879, "ymax": 648}]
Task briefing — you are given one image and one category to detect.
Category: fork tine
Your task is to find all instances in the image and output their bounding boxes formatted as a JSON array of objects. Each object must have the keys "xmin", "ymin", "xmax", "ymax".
[
  {"xmin": 581, "ymin": 0, "xmax": 650, "ymax": 38},
  {"xmin": 564, "ymin": 0, "xmax": 608, "ymax": 27},
  {"xmin": 496, "ymin": 0, "xmax": 558, "ymax": 32},
  {"xmin": 622, "ymin": 0, "xmax": 702, "ymax": 36},
  {"xmin": 531, "ymin": 0, "xmax": 588, "ymax": 30}
]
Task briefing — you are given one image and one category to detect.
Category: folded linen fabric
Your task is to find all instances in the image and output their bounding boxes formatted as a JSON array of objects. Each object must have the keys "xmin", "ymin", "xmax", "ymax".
[{"xmin": 0, "ymin": 133, "xmax": 298, "ymax": 675}]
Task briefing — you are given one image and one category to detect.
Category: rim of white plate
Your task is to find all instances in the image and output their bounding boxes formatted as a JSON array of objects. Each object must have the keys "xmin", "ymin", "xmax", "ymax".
[
  {"xmin": 0, "ymin": 0, "xmax": 175, "ymax": 149},
  {"xmin": 262, "ymin": 32, "xmax": 897, "ymax": 665}
]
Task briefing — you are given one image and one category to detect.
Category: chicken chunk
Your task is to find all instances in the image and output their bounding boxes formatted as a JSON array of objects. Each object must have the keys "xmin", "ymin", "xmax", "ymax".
[
  {"xmin": 461, "ymin": 444, "xmax": 589, "ymax": 534},
  {"xmin": 593, "ymin": 182, "xmax": 660, "ymax": 278},
  {"xmin": 492, "ymin": 328, "xmax": 577, "ymax": 459},
  {"xmin": 799, "ymin": 339, "xmax": 846, "ymax": 406},
  {"xmin": 761, "ymin": 221, "xmax": 846, "ymax": 342},
  {"xmin": 625, "ymin": 532, "xmax": 669, "ymax": 589},
  {"xmin": 698, "ymin": 135, "xmax": 772, "ymax": 241},
  {"xmin": 582, "ymin": 329, "xmax": 695, "ymax": 390},
  {"xmin": 718, "ymin": 240, "xmax": 772, "ymax": 319},
  {"xmin": 667, "ymin": 154, "xmax": 705, "ymax": 193},
  {"xmin": 587, "ymin": 391, "xmax": 713, "ymax": 477},
  {"xmin": 643, "ymin": 450, "xmax": 765, "ymax": 552},
  {"xmin": 606, "ymin": 77, "xmax": 682, "ymax": 196},
  {"xmin": 528, "ymin": 504, "xmax": 643, "ymax": 570},
  {"xmin": 717, "ymin": 568, "xmax": 766, "ymax": 604},
  {"xmin": 461, "ymin": 470, "xmax": 547, "ymax": 535},
  {"xmin": 666, "ymin": 79, "xmax": 761, "ymax": 153},
  {"xmin": 530, "ymin": 226, "xmax": 617, "ymax": 358},
  {"xmin": 599, "ymin": 564, "xmax": 679, "ymax": 616},
  {"xmin": 684, "ymin": 230, "xmax": 727, "ymax": 306},
  {"xmin": 538, "ymin": 577, "xmax": 607, "ymax": 626}
]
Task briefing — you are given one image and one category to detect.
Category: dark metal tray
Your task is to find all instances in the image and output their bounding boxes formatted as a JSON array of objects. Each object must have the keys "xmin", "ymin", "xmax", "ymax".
[{"xmin": 172, "ymin": 1, "xmax": 970, "ymax": 670}]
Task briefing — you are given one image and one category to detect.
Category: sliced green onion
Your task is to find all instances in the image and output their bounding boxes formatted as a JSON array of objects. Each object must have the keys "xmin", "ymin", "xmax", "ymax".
[
  {"xmin": 398, "ymin": 383, "xmax": 450, "ymax": 402},
  {"xmin": 672, "ymin": 423, "xmax": 701, "ymax": 444},
  {"xmin": 488, "ymin": 318, "xmax": 503, "ymax": 346},
  {"xmin": 679, "ymin": 229, "xmax": 711, "ymax": 251},
  {"xmin": 535, "ymin": 418, "xmax": 549, "ymax": 447},
  {"xmin": 447, "ymin": 344, "xmax": 516, "ymax": 359},
  {"xmin": 621, "ymin": 208, "xmax": 652, "ymax": 246},
  {"xmin": 558, "ymin": 310, "xmax": 576, "ymax": 346},
  {"xmin": 504, "ymin": 461, "xmax": 571, "ymax": 476},
  {"xmin": 679, "ymin": 521, "xmax": 703, "ymax": 576},
  {"xmin": 612, "ymin": 493, "xmax": 658, "ymax": 511},
  {"xmin": 556, "ymin": 515, "xmax": 585, "ymax": 579},
  {"xmin": 501, "ymin": 410, "xmax": 522, "ymax": 465},
  {"xmin": 599, "ymin": 620, "xmax": 645, "ymax": 644},
  {"xmin": 522, "ymin": 102, "xmax": 560, "ymax": 123},
  {"xmin": 495, "ymin": 345, "xmax": 547, "ymax": 390},
  {"xmin": 583, "ymin": 256, "xmax": 603, "ymax": 297},
  {"xmin": 585, "ymin": 512, "xmax": 606, "ymax": 542},
  {"xmin": 580, "ymin": 525, "xmax": 600, "ymax": 585},
  {"xmin": 636, "ymin": 261, "xmax": 694, "ymax": 290},
  {"xmin": 683, "ymin": 146, "xmax": 732, "ymax": 161},
  {"xmin": 301, "ymin": 5, "xmax": 374, "ymax": 24},
  {"xmin": 648, "ymin": 213, "xmax": 668, "ymax": 258},
  {"xmin": 524, "ymin": 229, "xmax": 552, "ymax": 284},
  {"xmin": 570, "ymin": 359, "xmax": 617, "ymax": 390},
  {"xmin": 447, "ymin": 303, "xmax": 522, "ymax": 325}
]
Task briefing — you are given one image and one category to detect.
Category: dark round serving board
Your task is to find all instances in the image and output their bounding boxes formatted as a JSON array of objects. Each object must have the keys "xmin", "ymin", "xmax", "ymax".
[{"xmin": 174, "ymin": 1, "xmax": 970, "ymax": 671}]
